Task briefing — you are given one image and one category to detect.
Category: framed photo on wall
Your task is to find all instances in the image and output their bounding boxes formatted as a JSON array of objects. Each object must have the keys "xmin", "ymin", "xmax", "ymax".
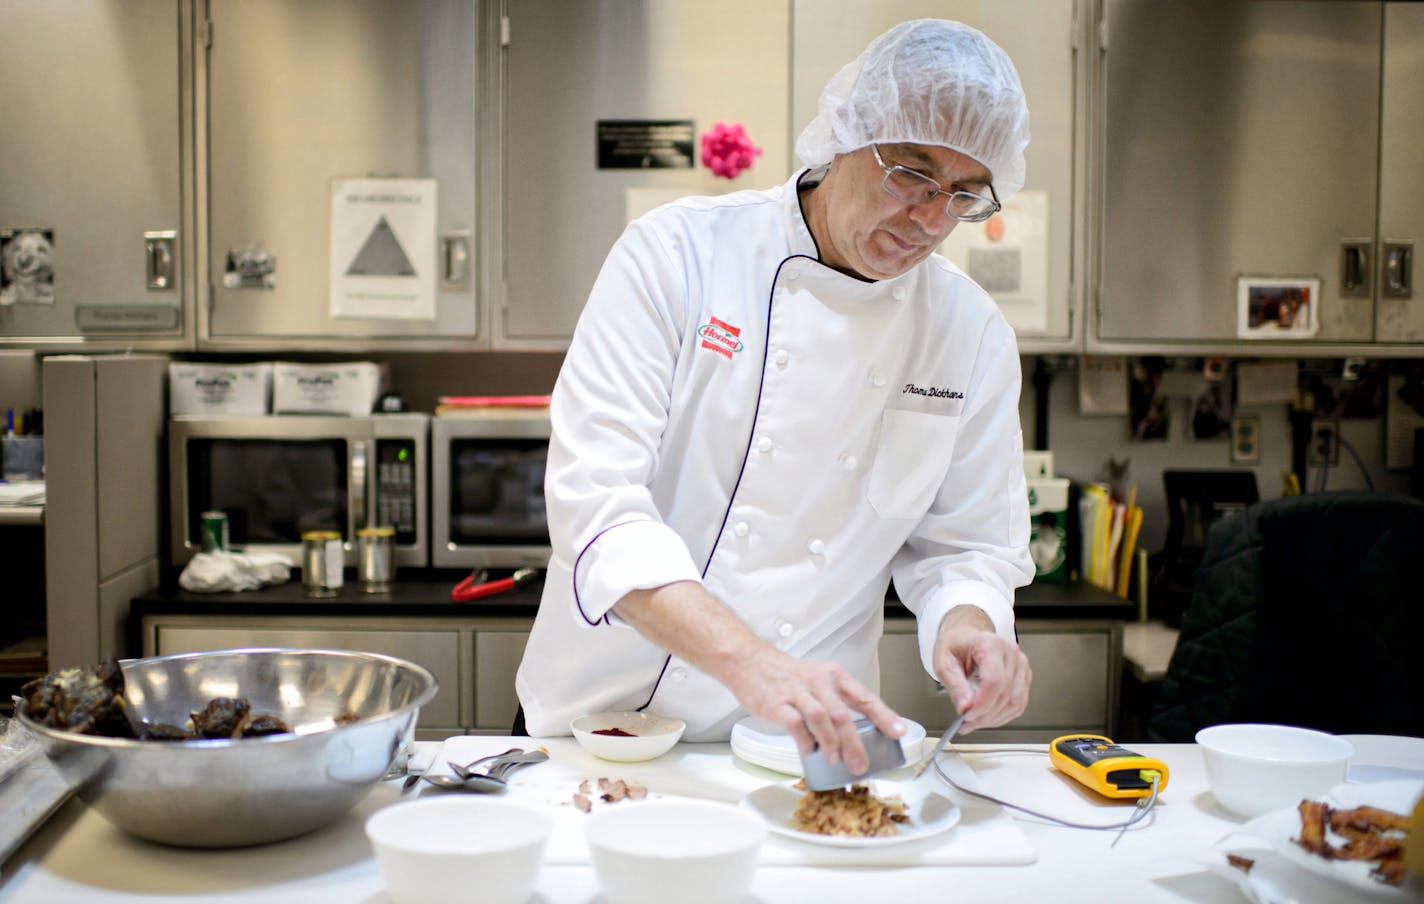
[{"xmin": 1236, "ymin": 276, "xmax": 1319, "ymax": 339}]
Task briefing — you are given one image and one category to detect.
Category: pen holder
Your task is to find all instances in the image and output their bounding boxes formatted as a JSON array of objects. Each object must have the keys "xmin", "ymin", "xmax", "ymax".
[{"xmin": 1, "ymin": 436, "xmax": 43, "ymax": 481}]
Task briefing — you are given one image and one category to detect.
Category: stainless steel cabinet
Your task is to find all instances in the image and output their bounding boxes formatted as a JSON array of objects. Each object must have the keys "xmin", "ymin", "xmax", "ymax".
[
  {"xmin": 1090, "ymin": 0, "xmax": 1423, "ymax": 355},
  {"xmin": 879, "ymin": 618, "xmax": 1122, "ymax": 742},
  {"xmin": 1375, "ymin": 3, "xmax": 1424, "ymax": 342},
  {"xmin": 0, "ymin": 1, "xmax": 193, "ymax": 348},
  {"xmin": 148, "ymin": 620, "xmax": 468, "ymax": 735},
  {"xmin": 474, "ymin": 630, "xmax": 529, "ymax": 731},
  {"xmin": 791, "ymin": 0, "xmax": 1087, "ymax": 353},
  {"xmin": 198, "ymin": 0, "xmax": 480, "ymax": 349},
  {"xmin": 140, "ymin": 613, "xmax": 536, "ymax": 738},
  {"xmin": 488, "ymin": 0, "xmax": 792, "ymax": 349}
]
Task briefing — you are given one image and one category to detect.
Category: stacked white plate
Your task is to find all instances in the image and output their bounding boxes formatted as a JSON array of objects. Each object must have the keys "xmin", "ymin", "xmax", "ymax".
[{"xmin": 730, "ymin": 716, "xmax": 927, "ymax": 776}]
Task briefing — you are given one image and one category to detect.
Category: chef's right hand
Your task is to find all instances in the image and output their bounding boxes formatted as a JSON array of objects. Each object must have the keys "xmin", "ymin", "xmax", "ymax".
[
  {"xmin": 727, "ymin": 647, "xmax": 906, "ymax": 776},
  {"xmin": 611, "ymin": 581, "xmax": 904, "ymax": 774}
]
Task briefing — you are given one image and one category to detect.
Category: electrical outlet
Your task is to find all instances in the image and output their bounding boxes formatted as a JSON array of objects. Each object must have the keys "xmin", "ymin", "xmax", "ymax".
[
  {"xmin": 1230, "ymin": 415, "xmax": 1261, "ymax": 464},
  {"xmin": 1309, "ymin": 419, "xmax": 1340, "ymax": 466}
]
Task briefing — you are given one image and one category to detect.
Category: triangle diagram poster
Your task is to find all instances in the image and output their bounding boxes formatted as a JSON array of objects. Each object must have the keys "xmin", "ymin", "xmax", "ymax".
[{"xmin": 329, "ymin": 178, "xmax": 437, "ymax": 319}]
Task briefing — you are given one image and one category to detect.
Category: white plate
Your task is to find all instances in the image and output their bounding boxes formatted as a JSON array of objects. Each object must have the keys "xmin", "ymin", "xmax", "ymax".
[
  {"xmin": 1238, "ymin": 779, "xmax": 1421, "ymax": 898},
  {"xmin": 740, "ymin": 779, "xmax": 960, "ymax": 848},
  {"xmin": 730, "ymin": 716, "xmax": 926, "ymax": 776}
]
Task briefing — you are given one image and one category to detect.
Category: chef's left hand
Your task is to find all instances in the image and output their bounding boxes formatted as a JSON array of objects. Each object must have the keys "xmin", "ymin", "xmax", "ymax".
[{"xmin": 932, "ymin": 606, "xmax": 1031, "ymax": 733}]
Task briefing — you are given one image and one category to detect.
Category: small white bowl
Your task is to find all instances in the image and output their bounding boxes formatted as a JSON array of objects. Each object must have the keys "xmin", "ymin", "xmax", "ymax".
[
  {"xmin": 586, "ymin": 799, "xmax": 766, "ymax": 904},
  {"xmin": 1196, "ymin": 723, "xmax": 1355, "ymax": 818},
  {"xmin": 365, "ymin": 797, "xmax": 552, "ymax": 904},
  {"xmin": 570, "ymin": 711, "xmax": 686, "ymax": 762}
]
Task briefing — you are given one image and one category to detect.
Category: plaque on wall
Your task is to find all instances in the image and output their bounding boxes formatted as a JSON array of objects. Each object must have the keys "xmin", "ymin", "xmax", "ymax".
[{"xmin": 596, "ymin": 120, "xmax": 695, "ymax": 169}]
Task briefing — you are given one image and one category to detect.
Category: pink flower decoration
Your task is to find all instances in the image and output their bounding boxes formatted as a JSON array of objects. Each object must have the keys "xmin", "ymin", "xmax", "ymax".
[{"xmin": 700, "ymin": 121, "xmax": 762, "ymax": 179}]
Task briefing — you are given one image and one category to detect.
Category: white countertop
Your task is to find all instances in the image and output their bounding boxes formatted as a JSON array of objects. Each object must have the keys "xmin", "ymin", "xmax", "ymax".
[
  {"xmin": 1123, "ymin": 620, "xmax": 1181, "ymax": 683},
  {"xmin": 0, "ymin": 735, "xmax": 1419, "ymax": 903}
]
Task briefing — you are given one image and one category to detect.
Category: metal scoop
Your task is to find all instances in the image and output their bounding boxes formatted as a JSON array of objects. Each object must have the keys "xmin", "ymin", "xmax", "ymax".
[
  {"xmin": 798, "ymin": 718, "xmax": 906, "ymax": 791},
  {"xmin": 423, "ymin": 749, "xmax": 549, "ymax": 793}
]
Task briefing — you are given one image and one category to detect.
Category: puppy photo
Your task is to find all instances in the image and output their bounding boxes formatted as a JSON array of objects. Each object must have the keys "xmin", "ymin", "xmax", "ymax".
[{"xmin": 0, "ymin": 229, "xmax": 56, "ymax": 306}]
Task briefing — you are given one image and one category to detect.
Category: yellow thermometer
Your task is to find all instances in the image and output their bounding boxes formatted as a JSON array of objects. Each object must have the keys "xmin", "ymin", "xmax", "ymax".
[{"xmin": 1050, "ymin": 734, "xmax": 1169, "ymax": 799}]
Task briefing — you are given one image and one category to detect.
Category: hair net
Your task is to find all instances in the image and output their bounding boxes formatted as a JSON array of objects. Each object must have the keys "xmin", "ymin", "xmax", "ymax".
[{"xmin": 795, "ymin": 19, "xmax": 1031, "ymax": 198}]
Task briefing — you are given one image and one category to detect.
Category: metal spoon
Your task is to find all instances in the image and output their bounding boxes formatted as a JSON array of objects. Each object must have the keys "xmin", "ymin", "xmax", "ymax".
[
  {"xmin": 450, "ymin": 747, "xmax": 522, "ymax": 780},
  {"xmin": 423, "ymin": 750, "xmax": 549, "ymax": 793},
  {"xmin": 423, "ymin": 771, "xmax": 509, "ymax": 793},
  {"xmin": 488, "ymin": 749, "xmax": 548, "ymax": 776}
]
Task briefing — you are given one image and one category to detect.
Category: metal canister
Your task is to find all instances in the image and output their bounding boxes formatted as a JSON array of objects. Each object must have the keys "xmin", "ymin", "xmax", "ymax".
[
  {"xmin": 200, "ymin": 511, "xmax": 229, "ymax": 552},
  {"xmin": 356, "ymin": 526, "xmax": 395, "ymax": 593},
  {"xmin": 301, "ymin": 530, "xmax": 344, "ymax": 597}
]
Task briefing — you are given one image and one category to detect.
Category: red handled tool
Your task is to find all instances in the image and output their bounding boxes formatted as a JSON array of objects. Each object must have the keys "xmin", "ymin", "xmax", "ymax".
[{"xmin": 450, "ymin": 567, "xmax": 540, "ymax": 602}]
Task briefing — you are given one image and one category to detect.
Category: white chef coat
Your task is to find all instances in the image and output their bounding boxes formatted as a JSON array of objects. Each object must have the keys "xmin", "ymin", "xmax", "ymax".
[{"xmin": 516, "ymin": 170, "xmax": 1033, "ymax": 740}]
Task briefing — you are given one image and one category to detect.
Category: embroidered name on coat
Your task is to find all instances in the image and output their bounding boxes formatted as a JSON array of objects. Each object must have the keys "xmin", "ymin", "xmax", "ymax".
[
  {"xmin": 902, "ymin": 383, "xmax": 964, "ymax": 399},
  {"xmin": 699, "ymin": 316, "xmax": 744, "ymax": 359}
]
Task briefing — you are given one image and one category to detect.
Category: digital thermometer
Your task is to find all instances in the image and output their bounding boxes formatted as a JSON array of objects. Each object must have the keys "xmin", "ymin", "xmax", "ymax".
[{"xmin": 1050, "ymin": 734, "xmax": 1169, "ymax": 799}]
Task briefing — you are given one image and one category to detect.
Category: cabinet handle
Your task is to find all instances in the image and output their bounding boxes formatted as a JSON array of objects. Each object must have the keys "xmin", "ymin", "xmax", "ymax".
[
  {"xmin": 1340, "ymin": 241, "xmax": 1371, "ymax": 297},
  {"xmin": 441, "ymin": 233, "xmax": 471, "ymax": 289},
  {"xmin": 1384, "ymin": 242, "xmax": 1413, "ymax": 299},
  {"xmin": 145, "ymin": 230, "xmax": 176, "ymax": 290}
]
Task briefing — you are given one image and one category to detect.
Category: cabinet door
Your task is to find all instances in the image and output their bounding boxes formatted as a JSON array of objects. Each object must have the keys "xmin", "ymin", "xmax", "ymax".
[
  {"xmin": 0, "ymin": 0, "xmax": 186, "ymax": 345},
  {"xmin": 202, "ymin": 0, "xmax": 479, "ymax": 347},
  {"xmin": 494, "ymin": 0, "xmax": 791, "ymax": 349},
  {"xmin": 474, "ymin": 630, "xmax": 528, "ymax": 731},
  {"xmin": 879, "ymin": 619, "xmax": 1119, "ymax": 740},
  {"xmin": 1095, "ymin": 0, "xmax": 1381, "ymax": 345},
  {"xmin": 792, "ymin": 0, "xmax": 1081, "ymax": 349},
  {"xmin": 1374, "ymin": 3, "xmax": 1424, "ymax": 342}
]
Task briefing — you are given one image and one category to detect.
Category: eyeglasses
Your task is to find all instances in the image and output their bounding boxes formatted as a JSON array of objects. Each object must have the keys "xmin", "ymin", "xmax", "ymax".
[{"xmin": 870, "ymin": 145, "xmax": 1001, "ymax": 223}]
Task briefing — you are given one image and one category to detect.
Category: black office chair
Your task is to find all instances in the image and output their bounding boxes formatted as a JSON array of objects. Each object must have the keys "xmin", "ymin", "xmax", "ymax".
[{"xmin": 1147, "ymin": 490, "xmax": 1424, "ymax": 742}]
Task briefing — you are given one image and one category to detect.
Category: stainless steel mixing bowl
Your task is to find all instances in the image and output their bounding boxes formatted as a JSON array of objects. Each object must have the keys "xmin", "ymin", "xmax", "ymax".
[{"xmin": 17, "ymin": 647, "xmax": 438, "ymax": 848}]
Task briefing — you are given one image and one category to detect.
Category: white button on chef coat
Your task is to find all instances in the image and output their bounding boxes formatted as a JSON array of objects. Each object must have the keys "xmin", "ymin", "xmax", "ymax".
[
  {"xmin": 869, "ymin": 369, "xmax": 886, "ymax": 387},
  {"xmin": 775, "ymin": 617, "xmax": 793, "ymax": 638},
  {"xmin": 734, "ymin": 521, "xmax": 750, "ymax": 537},
  {"xmin": 774, "ymin": 349, "xmax": 790, "ymax": 368},
  {"xmin": 670, "ymin": 667, "xmax": 687, "ymax": 682},
  {"xmin": 757, "ymin": 437, "xmax": 773, "ymax": 453},
  {"xmin": 807, "ymin": 538, "xmax": 826, "ymax": 556},
  {"xmin": 892, "ymin": 286, "xmax": 908, "ymax": 301},
  {"xmin": 839, "ymin": 452, "xmax": 857, "ymax": 470}
]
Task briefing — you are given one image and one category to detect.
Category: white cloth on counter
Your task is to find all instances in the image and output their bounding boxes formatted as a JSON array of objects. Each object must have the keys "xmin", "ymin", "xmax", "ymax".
[{"xmin": 178, "ymin": 550, "xmax": 293, "ymax": 593}]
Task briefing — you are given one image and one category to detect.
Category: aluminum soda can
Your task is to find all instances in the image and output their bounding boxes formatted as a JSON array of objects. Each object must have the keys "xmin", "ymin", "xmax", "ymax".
[{"xmin": 200, "ymin": 510, "xmax": 229, "ymax": 552}]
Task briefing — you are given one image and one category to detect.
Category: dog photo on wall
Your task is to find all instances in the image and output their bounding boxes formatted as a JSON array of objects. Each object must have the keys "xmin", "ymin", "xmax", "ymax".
[{"xmin": 0, "ymin": 228, "xmax": 55, "ymax": 306}]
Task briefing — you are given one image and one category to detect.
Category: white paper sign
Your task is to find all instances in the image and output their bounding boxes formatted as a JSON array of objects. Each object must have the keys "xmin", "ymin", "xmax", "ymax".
[
  {"xmin": 938, "ymin": 190, "xmax": 1049, "ymax": 334},
  {"xmin": 329, "ymin": 178, "xmax": 437, "ymax": 320}
]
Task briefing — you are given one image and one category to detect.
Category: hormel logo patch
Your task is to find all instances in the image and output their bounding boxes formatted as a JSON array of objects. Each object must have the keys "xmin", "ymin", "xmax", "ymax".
[{"xmin": 698, "ymin": 316, "xmax": 744, "ymax": 359}]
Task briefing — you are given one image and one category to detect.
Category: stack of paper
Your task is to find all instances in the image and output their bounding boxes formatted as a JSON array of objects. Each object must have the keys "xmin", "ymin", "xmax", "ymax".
[
  {"xmin": 435, "ymin": 395, "xmax": 551, "ymax": 416},
  {"xmin": 0, "ymin": 483, "xmax": 45, "ymax": 506}
]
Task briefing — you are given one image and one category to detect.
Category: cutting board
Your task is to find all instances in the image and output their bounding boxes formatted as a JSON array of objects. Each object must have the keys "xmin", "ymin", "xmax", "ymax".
[{"xmin": 430, "ymin": 736, "xmax": 1036, "ymax": 868}]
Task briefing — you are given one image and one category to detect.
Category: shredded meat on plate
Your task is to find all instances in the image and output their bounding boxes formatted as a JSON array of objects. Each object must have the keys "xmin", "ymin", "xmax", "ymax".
[{"xmin": 790, "ymin": 782, "xmax": 910, "ymax": 837}]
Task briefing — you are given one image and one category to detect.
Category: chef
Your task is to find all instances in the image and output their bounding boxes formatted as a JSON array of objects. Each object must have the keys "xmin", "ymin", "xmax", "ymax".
[{"xmin": 517, "ymin": 19, "xmax": 1035, "ymax": 773}]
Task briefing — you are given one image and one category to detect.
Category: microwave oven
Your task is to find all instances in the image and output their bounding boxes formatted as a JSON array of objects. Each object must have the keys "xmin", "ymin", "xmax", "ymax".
[
  {"xmin": 168, "ymin": 414, "xmax": 429, "ymax": 568},
  {"xmin": 430, "ymin": 410, "xmax": 550, "ymax": 569}
]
